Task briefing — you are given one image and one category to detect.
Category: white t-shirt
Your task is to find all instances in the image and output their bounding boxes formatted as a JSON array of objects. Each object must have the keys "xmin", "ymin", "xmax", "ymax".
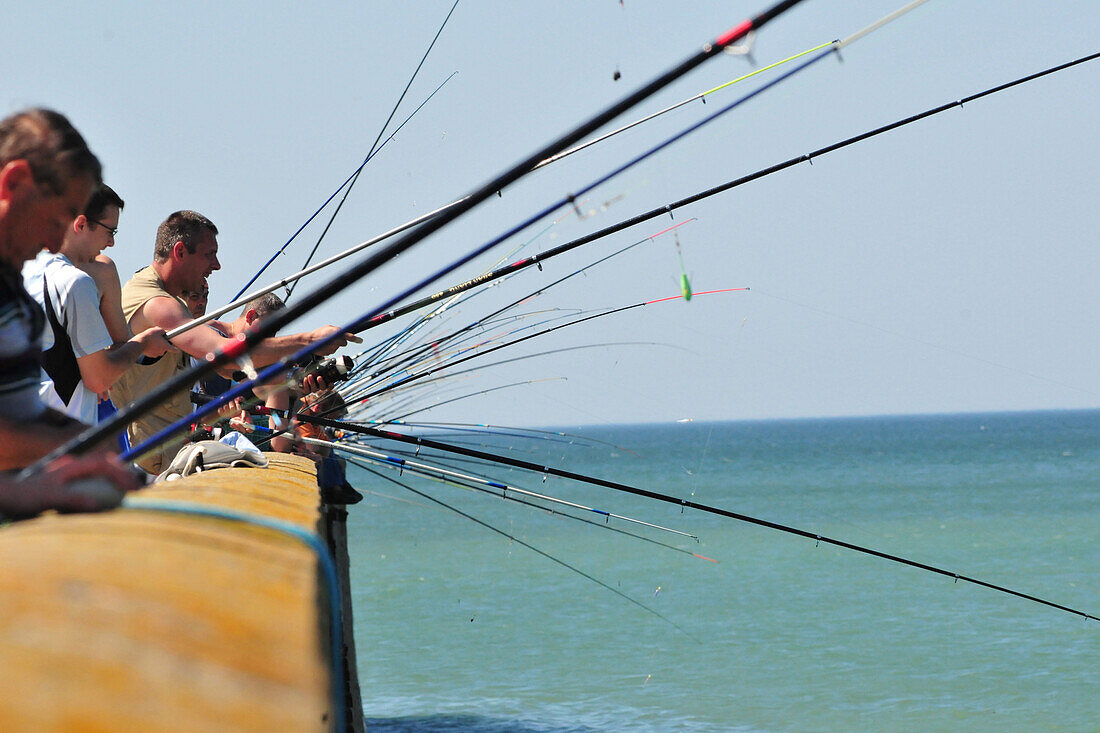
[{"xmin": 22, "ymin": 251, "xmax": 113, "ymax": 425}]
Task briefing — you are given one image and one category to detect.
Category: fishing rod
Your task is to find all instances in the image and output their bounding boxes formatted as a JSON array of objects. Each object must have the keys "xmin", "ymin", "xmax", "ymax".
[
  {"xmin": 232, "ymin": 330, "xmax": 711, "ymax": 457},
  {"xmin": 303, "ymin": 435, "xmax": 696, "ymax": 539},
  {"xmin": 346, "ymin": 449, "xmax": 715, "ymax": 561},
  {"xmin": 28, "ymin": 0, "xmax": 806, "ymax": 472},
  {"xmin": 191, "ymin": 0, "xmax": 924, "ymax": 349},
  {"xmin": 359, "ymin": 421, "xmax": 581, "ymax": 447},
  {"xmin": 306, "ymin": 416, "xmax": 1099, "ymax": 622},
  {"xmin": 380, "ymin": 421, "xmax": 636, "ymax": 454},
  {"xmin": 284, "ymin": 0, "xmax": 464, "ymax": 301},
  {"xmin": 232, "ymin": 71, "xmax": 460, "ymax": 304},
  {"xmin": 350, "ymin": 459, "xmax": 695, "ymax": 635},
  {"xmin": 114, "ymin": 38, "xmax": 1098, "ymax": 475},
  {"xmin": 353, "ymin": 47, "xmax": 1100, "ymax": 343}
]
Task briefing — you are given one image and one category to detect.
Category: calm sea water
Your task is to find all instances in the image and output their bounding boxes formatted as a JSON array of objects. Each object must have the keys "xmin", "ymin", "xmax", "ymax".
[{"xmin": 346, "ymin": 410, "xmax": 1099, "ymax": 731}]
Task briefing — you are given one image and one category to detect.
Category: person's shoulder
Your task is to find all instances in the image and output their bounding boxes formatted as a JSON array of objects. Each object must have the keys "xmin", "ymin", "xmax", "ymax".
[
  {"xmin": 76, "ymin": 255, "xmax": 120, "ymax": 281},
  {"xmin": 45, "ymin": 256, "xmax": 97, "ymax": 299},
  {"xmin": 20, "ymin": 250, "xmax": 55, "ymax": 280},
  {"xmin": 121, "ymin": 264, "xmax": 156, "ymax": 288},
  {"xmin": 139, "ymin": 292, "xmax": 189, "ymax": 325}
]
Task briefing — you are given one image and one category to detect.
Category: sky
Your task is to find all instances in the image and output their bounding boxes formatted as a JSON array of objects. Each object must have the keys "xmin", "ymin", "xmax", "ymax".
[{"xmin": 4, "ymin": 1, "xmax": 1097, "ymax": 427}]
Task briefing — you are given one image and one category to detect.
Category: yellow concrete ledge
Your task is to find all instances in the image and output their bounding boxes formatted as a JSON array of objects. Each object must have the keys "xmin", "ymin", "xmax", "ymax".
[{"xmin": 0, "ymin": 453, "xmax": 333, "ymax": 732}]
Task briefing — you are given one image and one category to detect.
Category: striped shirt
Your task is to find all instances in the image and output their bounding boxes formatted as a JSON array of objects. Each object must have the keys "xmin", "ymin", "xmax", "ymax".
[{"xmin": 0, "ymin": 261, "xmax": 47, "ymax": 419}]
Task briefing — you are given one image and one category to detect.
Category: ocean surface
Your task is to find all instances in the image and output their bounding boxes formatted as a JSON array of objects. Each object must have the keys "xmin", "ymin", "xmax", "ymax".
[{"xmin": 346, "ymin": 410, "xmax": 1099, "ymax": 731}]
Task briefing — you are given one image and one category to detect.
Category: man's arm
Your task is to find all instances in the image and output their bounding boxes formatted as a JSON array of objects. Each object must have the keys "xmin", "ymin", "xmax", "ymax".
[
  {"xmin": 65, "ymin": 270, "xmax": 174, "ymax": 395},
  {"xmin": 76, "ymin": 255, "xmax": 131, "ymax": 343},
  {"xmin": 76, "ymin": 327, "xmax": 175, "ymax": 395},
  {"xmin": 137, "ymin": 295, "xmax": 351, "ymax": 372},
  {"xmin": 0, "ymin": 452, "xmax": 141, "ymax": 519},
  {"xmin": 0, "ymin": 409, "xmax": 90, "ymax": 471}
]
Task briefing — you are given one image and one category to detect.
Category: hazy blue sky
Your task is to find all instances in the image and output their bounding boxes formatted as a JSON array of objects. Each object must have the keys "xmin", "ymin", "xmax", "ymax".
[{"xmin": 5, "ymin": 1, "xmax": 1097, "ymax": 426}]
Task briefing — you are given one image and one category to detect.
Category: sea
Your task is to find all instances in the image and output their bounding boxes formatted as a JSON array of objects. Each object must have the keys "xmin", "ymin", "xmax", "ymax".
[{"xmin": 346, "ymin": 410, "xmax": 1099, "ymax": 732}]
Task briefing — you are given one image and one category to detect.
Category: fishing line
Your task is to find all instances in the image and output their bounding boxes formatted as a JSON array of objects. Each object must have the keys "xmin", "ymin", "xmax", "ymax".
[
  {"xmin": 536, "ymin": 42, "xmax": 832, "ymax": 170},
  {"xmin": 357, "ymin": 290, "xmax": 746, "ymax": 405},
  {"xmin": 365, "ymin": 342, "xmax": 686, "ymax": 426},
  {"xmin": 348, "ymin": 459, "xmax": 698, "ymax": 636},
  {"xmin": 356, "ymin": 214, "xmax": 682, "ymax": 373},
  {"xmin": 307, "ymin": 417, "xmax": 1099, "ymax": 622},
  {"xmin": 386, "ymin": 378, "xmax": 566, "ymax": 423},
  {"xmin": 351, "ymin": 311, "xmax": 593, "ymax": 400},
  {"xmin": 534, "ymin": 0, "xmax": 928, "ymax": 169},
  {"xmin": 673, "ymin": 231, "xmax": 691, "ymax": 301},
  {"xmin": 28, "ymin": 0, "xmax": 805, "ymax": 473},
  {"xmin": 355, "ymin": 209, "xmax": 580, "ymax": 373},
  {"xmin": 354, "ymin": 221, "xmax": 696, "ymax": 390},
  {"xmin": 285, "ymin": 0, "xmax": 464, "ymax": 300},
  {"xmin": 235, "ymin": 70, "xmax": 459, "ymax": 303},
  {"xmin": 344, "ymin": 208, "xmax": 582, "ymax": 375},
  {"xmin": 351, "ymin": 308, "xmax": 586, "ymax": 390}
]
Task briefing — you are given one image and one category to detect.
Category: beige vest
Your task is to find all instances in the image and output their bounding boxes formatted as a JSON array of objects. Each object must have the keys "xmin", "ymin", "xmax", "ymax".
[{"xmin": 109, "ymin": 266, "xmax": 192, "ymax": 473}]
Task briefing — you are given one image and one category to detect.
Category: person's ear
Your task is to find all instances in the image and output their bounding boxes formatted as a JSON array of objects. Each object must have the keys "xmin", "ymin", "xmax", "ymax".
[{"xmin": 0, "ymin": 160, "xmax": 34, "ymax": 203}]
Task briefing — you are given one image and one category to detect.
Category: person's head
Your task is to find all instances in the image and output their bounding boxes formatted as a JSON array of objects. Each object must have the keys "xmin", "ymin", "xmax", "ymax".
[
  {"xmin": 0, "ymin": 108, "xmax": 102, "ymax": 266},
  {"xmin": 304, "ymin": 388, "xmax": 348, "ymax": 421},
  {"xmin": 182, "ymin": 280, "xmax": 210, "ymax": 318},
  {"xmin": 153, "ymin": 210, "xmax": 220, "ymax": 292},
  {"xmin": 61, "ymin": 184, "xmax": 124, "ymax": 263},
  {"xmin": 239, "ymin": 292, "xmax": 285, "ymax": 331}
]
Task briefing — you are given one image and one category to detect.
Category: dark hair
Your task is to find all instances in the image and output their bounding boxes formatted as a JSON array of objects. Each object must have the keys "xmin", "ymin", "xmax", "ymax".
[
  {"xmin": 243, "ymin": 292, "xmax": 285, "ymax": 319},
  {"xmin": 154, "ymin": 210, "xmax": 217, "ymax": 261},
  {"xmin": 84, "ymin": 183, "xmax": 124, "ymax": 221},
  {"xmin": 0, "ymin": 108, "xmax": 102, "ymax": 195}
]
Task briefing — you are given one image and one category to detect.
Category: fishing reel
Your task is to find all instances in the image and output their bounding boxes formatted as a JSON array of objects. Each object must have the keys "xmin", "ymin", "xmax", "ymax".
[
  {"xmin": 224, "ymin": 354, "xmax": 352, "ymax": 400},
  {"xmin": 286, "ymin": 354, "xmax": 354, "ymax": 396}
]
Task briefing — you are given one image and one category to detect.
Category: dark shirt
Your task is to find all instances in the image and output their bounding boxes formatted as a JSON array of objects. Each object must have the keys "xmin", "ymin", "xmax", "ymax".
[{"xmin": 0, "ymin": 261, "xmax": 47, "ymax": 419}]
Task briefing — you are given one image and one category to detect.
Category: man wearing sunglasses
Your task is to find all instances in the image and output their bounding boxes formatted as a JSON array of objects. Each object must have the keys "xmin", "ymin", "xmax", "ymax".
[{"xmin": 23, "ymin": 184, "xmax": 173, "ymax": 426}]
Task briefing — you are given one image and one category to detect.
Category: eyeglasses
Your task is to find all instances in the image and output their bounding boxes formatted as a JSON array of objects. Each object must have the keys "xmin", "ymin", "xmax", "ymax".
[{"xmin": 87, "ymin": 218, "xmax": 119, "ymax": 236}]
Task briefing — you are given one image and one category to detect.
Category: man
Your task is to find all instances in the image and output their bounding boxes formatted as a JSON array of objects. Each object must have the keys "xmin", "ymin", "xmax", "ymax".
[
  {"xmin": 112, "ymin": 210, "xmax": 354, "ymax": 473},
  {"xmin": 220, "ymin": 293, "xmax": 362, "ymax": 504},
  {"xmin": 0, "ymin": 108, "xmax": 140, "ymax": 512},
  {"xmin": 23, "ymin": 184, "xmax": 173, "ymax": 424}
]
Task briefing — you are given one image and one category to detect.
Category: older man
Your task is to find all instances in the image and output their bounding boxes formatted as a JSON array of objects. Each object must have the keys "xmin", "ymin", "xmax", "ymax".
[
  {"xmin": 0, "ymin": 108, "xmax": 140, "ymax": 515},
  {"xmin": 112, "ymin": 210, "xmax": 353, "ymax": 473}
]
